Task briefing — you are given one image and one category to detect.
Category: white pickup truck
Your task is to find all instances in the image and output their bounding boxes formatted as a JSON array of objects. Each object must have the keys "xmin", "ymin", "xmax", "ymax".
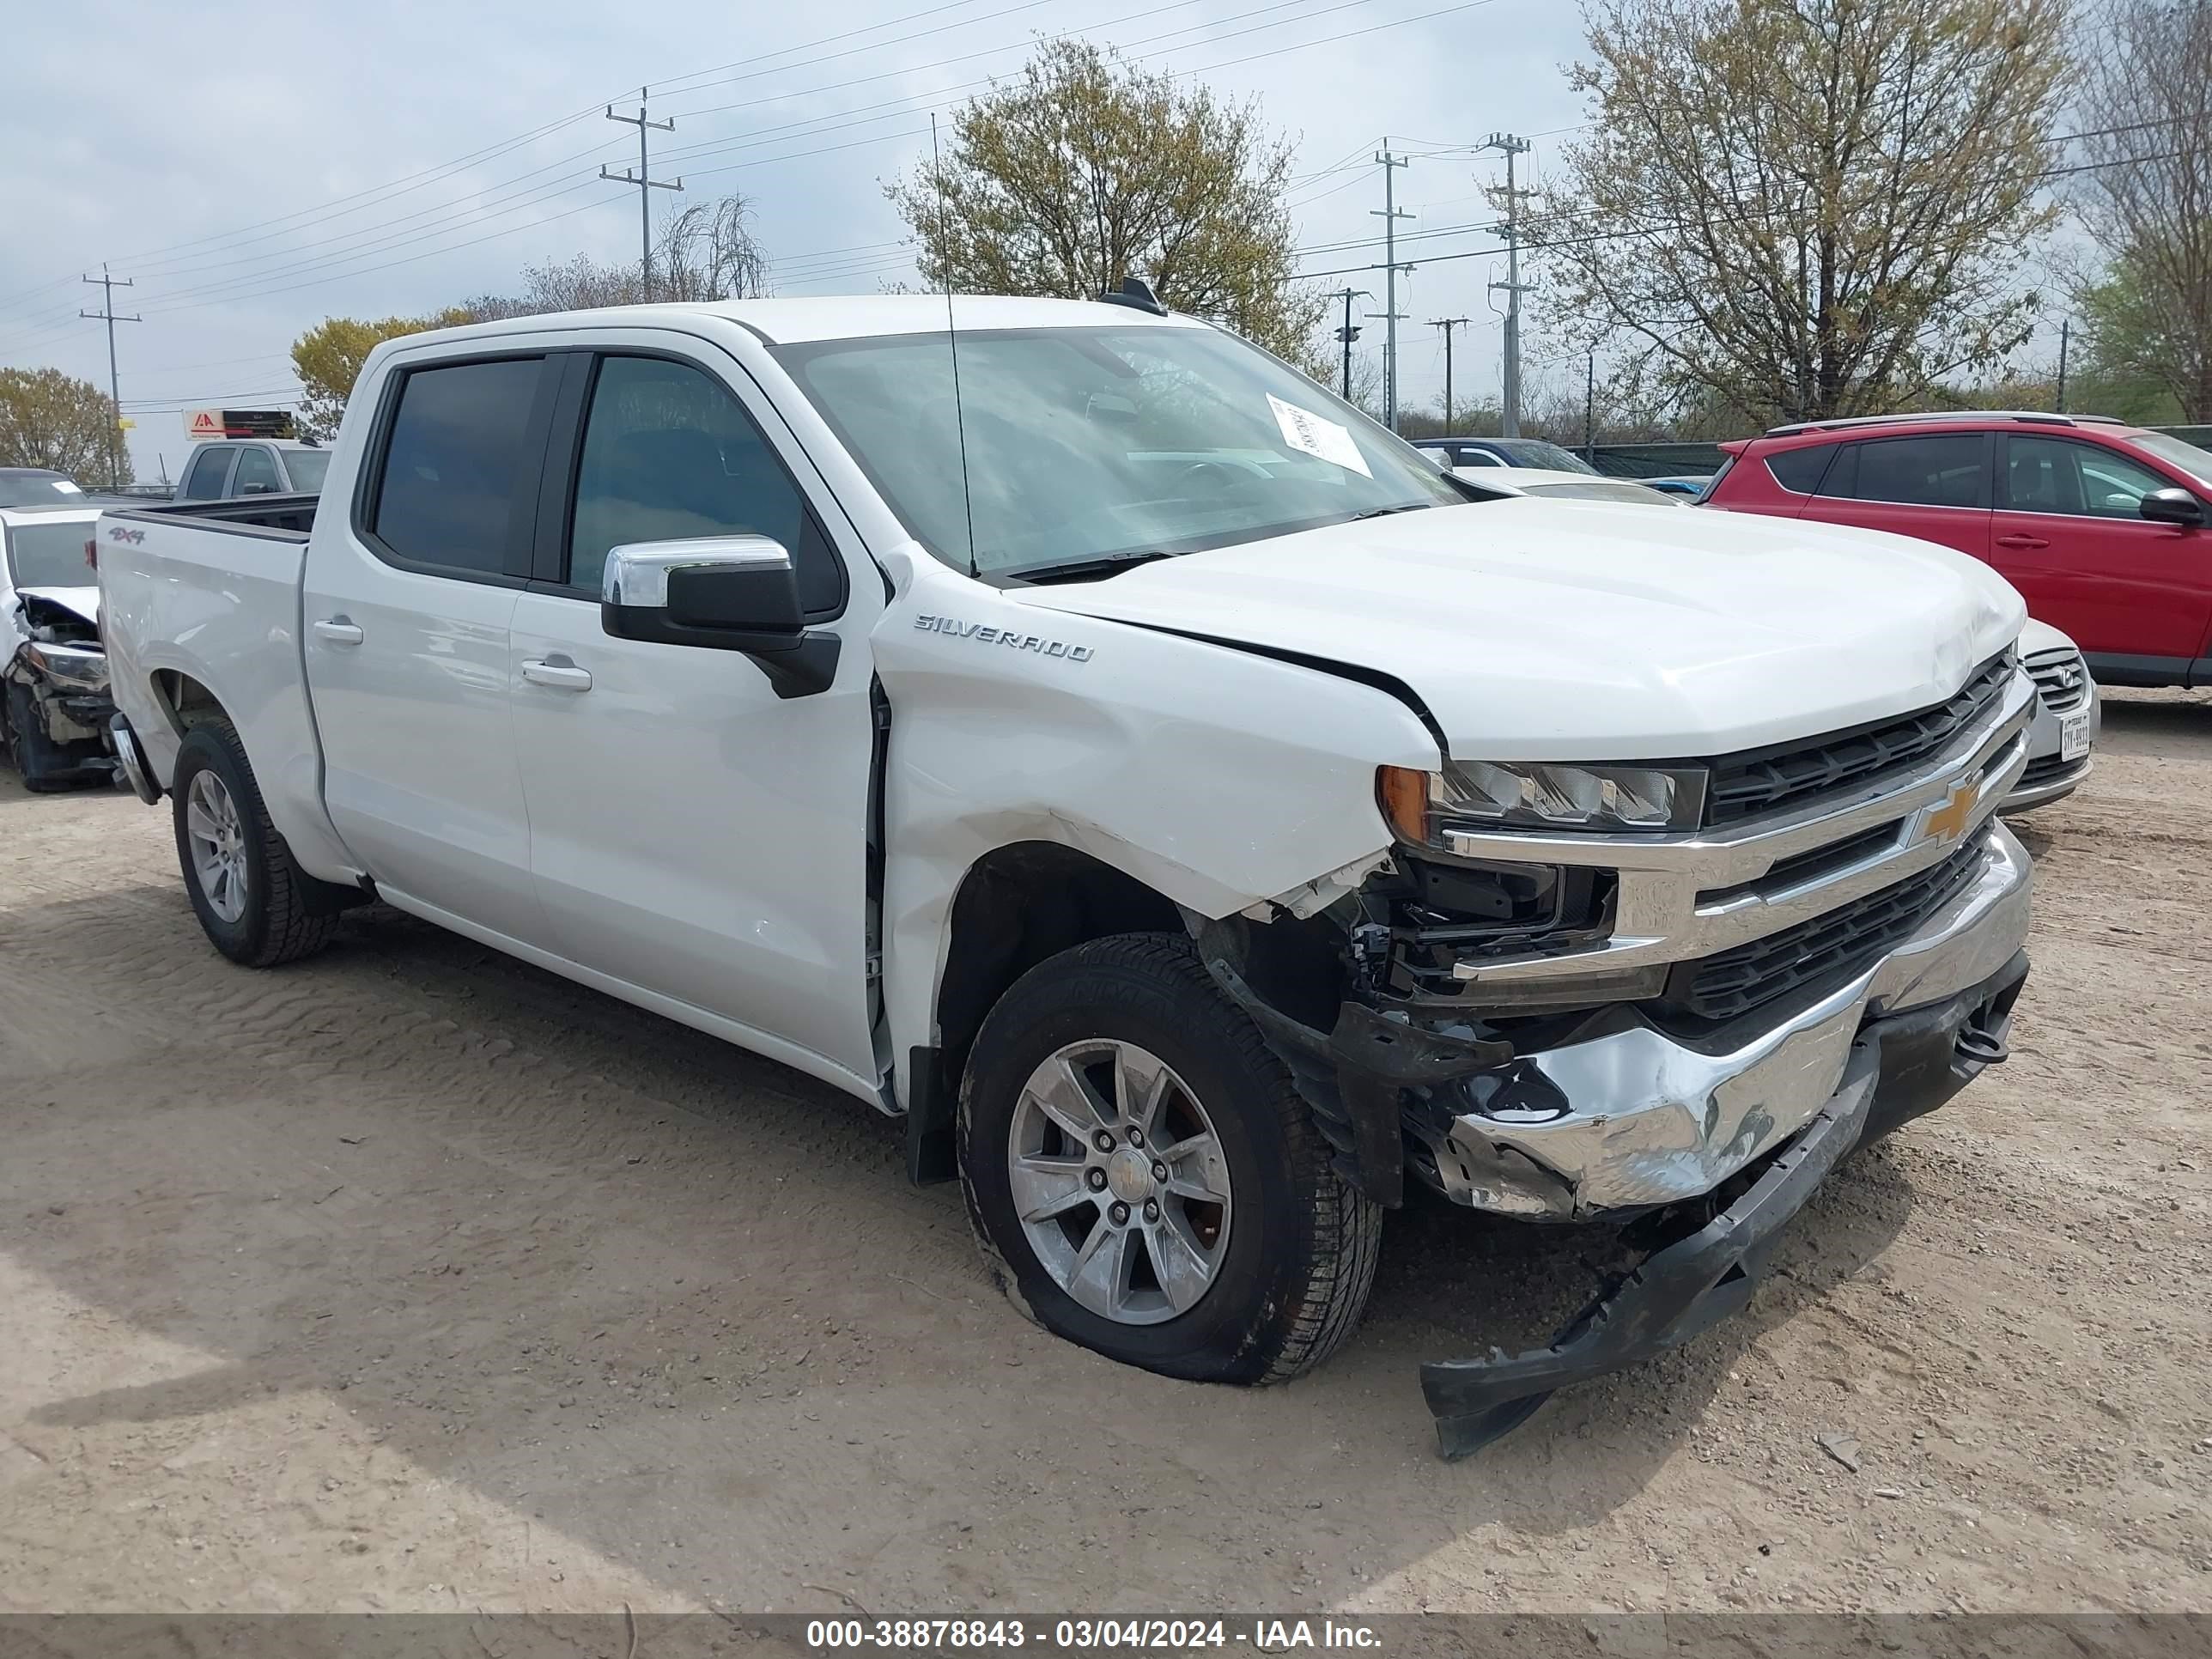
[{"xmin": 96, "ymin": 294, "xmax": 2037, "ymax": 1455}]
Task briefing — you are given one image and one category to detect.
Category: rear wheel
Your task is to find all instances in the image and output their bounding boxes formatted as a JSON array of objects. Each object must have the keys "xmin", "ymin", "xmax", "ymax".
[
  {"xmin": 960, "ymin": 933, "xmax": 1381, "ymax": 1385},
  {"xmin": 171, "ymin": 718, "xmax": 340, "ymax": 967}
]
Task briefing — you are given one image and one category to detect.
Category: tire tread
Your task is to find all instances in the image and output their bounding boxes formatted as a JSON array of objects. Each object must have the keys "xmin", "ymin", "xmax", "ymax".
[{"xmin": 177, "ymin": 716, "xmax": 340, "ymax": 968}]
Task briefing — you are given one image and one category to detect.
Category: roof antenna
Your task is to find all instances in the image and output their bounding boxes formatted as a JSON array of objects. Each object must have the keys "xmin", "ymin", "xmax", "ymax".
[{"xmin": 931, "ymin": 113, "xmax": 979, "ymax": 578}]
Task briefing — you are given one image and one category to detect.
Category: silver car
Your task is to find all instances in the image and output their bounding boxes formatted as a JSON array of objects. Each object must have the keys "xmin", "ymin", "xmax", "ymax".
[{"xmin": 2007, "ymin": 617, "xmax": 2099, "ymax": 812}]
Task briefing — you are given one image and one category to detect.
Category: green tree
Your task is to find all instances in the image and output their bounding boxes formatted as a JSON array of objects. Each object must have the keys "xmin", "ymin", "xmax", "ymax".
[
  {"xmin": 0, "ymin": 367, "xmax": 129, "ymax": 483},
  {"xmin": 886, "ymin": 40, "xmax": 1323, "ymax": 366},
  {"xmin": 1532, "ymin": 0, "xmax": 2071, "ymax": 425},
  {"xmin": 2069, "ymin": 1, "xmax": 2212, "ymax": 422},
  {"xmin": 289, "ymin": 311, "xmax": 471, "ymax": 441}
]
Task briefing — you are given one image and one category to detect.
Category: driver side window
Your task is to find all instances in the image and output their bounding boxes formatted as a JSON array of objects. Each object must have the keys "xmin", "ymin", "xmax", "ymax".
[
  {"xmin": 566, "ymin": 354, "xmax": 844, "ymax": 617},
  {"xmin": 2004, "ymin": 436, "xmax": 2173, "ymax": 520}
]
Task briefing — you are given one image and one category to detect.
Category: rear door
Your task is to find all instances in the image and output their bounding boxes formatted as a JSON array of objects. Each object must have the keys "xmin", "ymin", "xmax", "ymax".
[
  {"xmin": 302, "ymin": 350, "xmax": 558, "ymax": 944},
  {"xmin": 1801, "ymin": 431, "xmax": 1993, "ymax": 558},
  {"xmin": 506, "ymin": 338, "xmax": 882, "ymax": 1081},
  {"xmin": 1988, "ymin": 433, "xmax": 2212, "ymax": 667}
]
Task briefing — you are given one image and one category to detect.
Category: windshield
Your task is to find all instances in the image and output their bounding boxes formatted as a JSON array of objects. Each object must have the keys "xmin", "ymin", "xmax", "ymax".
[
  {"xmin": 4, "ymin": 520, "xmax": 94, "ymax": 589},
  {"xmin": 0, "ymin": 472, "xmax": 86, "ymax": 507},
  {"xmin": 2136, "ymin": 432, "xmax": 2212, "ymax": 492},
  {"xmin": 282, "ymin": 449, "xmax": 332, "ymax": 492},
  {"xmin": 776, "ymin": 325, "xmax": 1463, "ymax": 578},
  {"xmin": 1501, "ymin": 441, "xmax": 1598, "ymax": 474}
]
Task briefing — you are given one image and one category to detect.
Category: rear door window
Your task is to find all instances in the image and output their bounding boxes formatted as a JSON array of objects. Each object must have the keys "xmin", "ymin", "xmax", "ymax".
[
  {"xmin": 367, "ymin": 356, "xmax": 548, "ymax": 577},
  {"xmin": 179, "ymin": 447, "xmax": 235, "ymax": 500},
  {"xmin": 1839, "ymin": 434, "xmax": 1989, "ymax": 508}
]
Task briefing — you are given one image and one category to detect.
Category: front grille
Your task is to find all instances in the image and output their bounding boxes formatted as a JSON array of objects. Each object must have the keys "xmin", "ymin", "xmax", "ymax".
[
  {"xmin": 1704, "ymin": 655, "xmax": 2014, "ymax": 824},
  {"xmin": 1671, "ymin": 831, "xmax": 1990, "ymax": 1023},
  {"xmin": 2025, "ymin": 647, "xmax": 2088, "ymax": 714},
  {"xmin": 2016, "ymin": 752, "xmax": 2083, "ymax": 790}
]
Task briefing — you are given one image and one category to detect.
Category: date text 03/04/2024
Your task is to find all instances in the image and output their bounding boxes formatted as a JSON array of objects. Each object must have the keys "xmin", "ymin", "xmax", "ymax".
[{"xmin": 803, "ymin": 1620, "xmax": 1384, "ymax": 1650}]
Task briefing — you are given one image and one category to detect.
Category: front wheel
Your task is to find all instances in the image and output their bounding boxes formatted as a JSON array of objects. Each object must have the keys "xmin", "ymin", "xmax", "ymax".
[
  {"xmin": 171, "ymin": 717, "xmax": 340, "ymax": 967},
  {"xmin": 960, "ymin": 933, "xmax": 1381, "ymax": 1385},
  {"xmin": 5, "ymin": 683, "xmax": 72, "ymax": 793}
]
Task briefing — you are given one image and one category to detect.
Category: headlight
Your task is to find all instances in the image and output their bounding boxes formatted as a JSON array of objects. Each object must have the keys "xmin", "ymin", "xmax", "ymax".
[
  {"xmin": 1378, "ymin": 760, "xmax": 1705, "ymax": 844},
  {"xmin": 22, "ymin": 641, "xmax": 109, "ymax": 693}
]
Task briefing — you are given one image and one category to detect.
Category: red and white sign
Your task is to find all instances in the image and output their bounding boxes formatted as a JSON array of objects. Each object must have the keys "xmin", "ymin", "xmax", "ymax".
[{"xmin": 185, "ymin": 408, "xmax": 224, "ymax": 441}]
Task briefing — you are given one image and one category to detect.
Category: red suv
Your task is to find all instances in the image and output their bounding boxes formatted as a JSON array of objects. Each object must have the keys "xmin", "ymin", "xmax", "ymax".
[{"xmin": 1702, "ymin": 411, "xmax": 2212, "ymax": 688}]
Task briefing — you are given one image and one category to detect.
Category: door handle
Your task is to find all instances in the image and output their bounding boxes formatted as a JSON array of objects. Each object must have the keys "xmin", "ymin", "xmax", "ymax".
[
  {"xmin": 1993, "ymin": 533, "xmax": 2051, "ymax": 550},
  {"xmin": 521, "ymin": 657, "xmax": 593, "ymax": 691},
  {"xmin": 313, "ymin": 618, "xmax": 365, "ymax": 646}
]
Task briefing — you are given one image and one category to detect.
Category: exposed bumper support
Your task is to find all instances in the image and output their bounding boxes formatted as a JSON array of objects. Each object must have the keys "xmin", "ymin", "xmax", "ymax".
[{"xmin": 1419, "ymin": 949, "xmax": 2028, "ymax": 1458}]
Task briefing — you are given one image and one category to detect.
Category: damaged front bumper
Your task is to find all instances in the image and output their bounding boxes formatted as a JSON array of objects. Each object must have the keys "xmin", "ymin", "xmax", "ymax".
[
  {"xmin": 1408, "ymin": 820, "xmax": 2033, "ymax": 1216},
  {"xmin": 1420, "ymin": 946, "xmax": 2027, "ymax": 1456}
]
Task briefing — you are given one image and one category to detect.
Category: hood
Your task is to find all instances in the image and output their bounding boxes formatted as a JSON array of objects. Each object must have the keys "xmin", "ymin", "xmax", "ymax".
[
  {"xmin": 2017, "ymin": 616, "xmax": 2075, "ymax": 658},
  {"xmin": 16, "ymin": 585, "xmax": 100, "ymax": 630},
  {"xmin": 1014, "ymin": 498, "xmax": 2026, "ymax": 762}
]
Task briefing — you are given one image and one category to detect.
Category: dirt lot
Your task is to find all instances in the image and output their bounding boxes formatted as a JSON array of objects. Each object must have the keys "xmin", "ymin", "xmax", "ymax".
[{"xmin": 1, "ymin": 692, "xmax": 2208, "ymax": 1620}]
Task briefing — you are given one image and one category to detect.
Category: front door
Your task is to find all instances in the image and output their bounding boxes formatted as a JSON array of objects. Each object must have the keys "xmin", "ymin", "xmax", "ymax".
[
  {"xmin": 1990, "ymin": 433, "xmax": 2212, "ymax": 665},
  {"xmin": 302, "ymin": 352, "xmax": 554, "ymax": 945},
  {"xmin": 507, "ymin": 343, "xmax": 880, "ymax": 1081}
]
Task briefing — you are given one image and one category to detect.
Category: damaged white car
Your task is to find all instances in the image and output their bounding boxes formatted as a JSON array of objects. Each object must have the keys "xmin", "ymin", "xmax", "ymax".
[
  {"xmin": 96, "ymin": 293, "xmax": 2036, "ymax": 1455},
  {"xmin": 2, "ymin": 504, "xmax": 115, "ymax": 791}
]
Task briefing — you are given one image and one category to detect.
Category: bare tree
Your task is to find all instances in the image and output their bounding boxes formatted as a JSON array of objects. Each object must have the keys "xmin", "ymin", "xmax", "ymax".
[
  {"xmin": 460, "ymin": 194, "xmax": 770, "ymax": 319},
  {"xmin": 1533, "ymin": 0, "xmax": 2071, "ymax": 425},
  {"xmin": 657, "ymin": 196, "xmax": 771, "ymax": 302},
  {"xmin": 2070, "ymin": 0, "xmax": 2212, "ymax": 421}
]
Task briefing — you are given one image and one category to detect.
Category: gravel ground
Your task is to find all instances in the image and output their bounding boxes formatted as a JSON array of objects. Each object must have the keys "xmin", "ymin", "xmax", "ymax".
[{"xmin": 0, "ymin": 691, "xmax": 2207, "ymax": 1619}]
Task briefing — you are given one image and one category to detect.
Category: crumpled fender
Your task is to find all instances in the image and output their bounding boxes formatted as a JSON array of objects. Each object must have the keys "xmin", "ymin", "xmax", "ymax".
[{"xmin": 870, "ymin": 545, "xmax": 1438, "ymax": 1105}]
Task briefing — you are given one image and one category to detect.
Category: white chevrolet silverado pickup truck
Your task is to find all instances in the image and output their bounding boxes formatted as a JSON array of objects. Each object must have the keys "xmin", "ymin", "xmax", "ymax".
[{"xmin": 96, "ymin": 293, "xmax": 2037, "ymax": 1455}]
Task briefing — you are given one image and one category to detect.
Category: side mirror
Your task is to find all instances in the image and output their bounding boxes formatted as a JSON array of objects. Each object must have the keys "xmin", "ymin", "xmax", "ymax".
[
  {"xmin": 240, "ymin": 481, "xmax": 273, "ymax": 495},
  {"xmin": 601, "ymin": 535, "xmax": 840, "ymax": 698},
  {"xmin": 2140, "ymin": 487, "xmax": 2204, "ymax": 527}
]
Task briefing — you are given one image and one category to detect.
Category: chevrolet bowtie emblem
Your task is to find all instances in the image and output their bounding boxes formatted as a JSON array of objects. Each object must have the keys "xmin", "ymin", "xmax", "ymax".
[{"xmin": 1919, "ymin": 779, "xmax": 1980, "ymax": 845}]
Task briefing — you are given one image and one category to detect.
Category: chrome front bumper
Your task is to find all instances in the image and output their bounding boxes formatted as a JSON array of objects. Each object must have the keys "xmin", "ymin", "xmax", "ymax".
[{"xmin": 1410, "ymin": 818, "xmax": 2033, "ymax": 1216}]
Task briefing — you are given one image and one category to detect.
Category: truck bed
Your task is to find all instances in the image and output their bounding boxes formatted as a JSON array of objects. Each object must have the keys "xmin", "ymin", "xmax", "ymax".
[
  {"xmin": 105, "ymin": 492, "xmax": 319, "ymax": 538},
  {"xmin": 97, "ymin": 492, "xmax": 357, "ymax": 883}
]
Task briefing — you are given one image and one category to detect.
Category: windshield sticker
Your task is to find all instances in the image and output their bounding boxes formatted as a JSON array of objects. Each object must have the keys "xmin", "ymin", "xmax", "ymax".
[
  {"xmin": 1267, "ymin": 394, "xmax": 1372, "ymax": 478},
  {"xmin": 52, "ymin": 479, "xmax": 83, "ymax": 495}
]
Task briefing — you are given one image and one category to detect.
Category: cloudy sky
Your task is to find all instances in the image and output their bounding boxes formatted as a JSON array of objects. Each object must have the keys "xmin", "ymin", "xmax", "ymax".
[{"xmin": 1, "ymin": 0, "xmax": 1594, "ymax": 481}]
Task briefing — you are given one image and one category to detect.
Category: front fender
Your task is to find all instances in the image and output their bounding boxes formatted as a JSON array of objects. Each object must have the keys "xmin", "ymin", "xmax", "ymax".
[{"xmin": 872, "ymin": 547, "xmax": 1439, "ymax": 1103}]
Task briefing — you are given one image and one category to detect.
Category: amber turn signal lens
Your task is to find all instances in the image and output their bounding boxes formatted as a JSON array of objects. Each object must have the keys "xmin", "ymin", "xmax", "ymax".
[{"xmin": 1376, "ymin": 765, "xmax": 1431, "ymax": 844}]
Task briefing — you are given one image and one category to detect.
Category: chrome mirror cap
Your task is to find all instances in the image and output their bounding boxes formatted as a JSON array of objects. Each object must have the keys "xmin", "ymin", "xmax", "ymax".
[{"xmin": 601, "ymin": 535, "xmax": 793, "ymax": 606}]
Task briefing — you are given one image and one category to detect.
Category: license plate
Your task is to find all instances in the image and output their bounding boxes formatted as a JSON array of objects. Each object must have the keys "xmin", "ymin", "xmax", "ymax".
[{"xmin": 2060, "ymin": 711, "xmax": 2091, "ymax": 763}]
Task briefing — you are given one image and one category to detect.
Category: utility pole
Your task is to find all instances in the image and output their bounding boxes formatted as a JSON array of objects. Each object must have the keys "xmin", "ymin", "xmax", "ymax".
[
  {"xmin": 1479, "ymin": 132, "xmax": 1533, "ymax": 437},
  {"xmin": 1371, "ymin": 146, "xmax": 1414, "ymax": 430},
  {"xmin": 1583, "ymin": 351, "xmax": 1596, "ymax": 463},
  {"xmin": 601, "ymin": 88, "xmax": 683, "ymax": 300},
  {"xmin": 1331, "ymin": 288, "xmax": 1371, "ymax": 403},
  {"xmin": 80, "ymin": 264, "xmax": 139, "ymax": 489},
  {"xmin": 1429, "ymin": 318, "xmax": 1471, "ymax": 431},
  {"xmin": 2056, "ymin": 319, "xmax": 2070, "ymax": 414}
]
